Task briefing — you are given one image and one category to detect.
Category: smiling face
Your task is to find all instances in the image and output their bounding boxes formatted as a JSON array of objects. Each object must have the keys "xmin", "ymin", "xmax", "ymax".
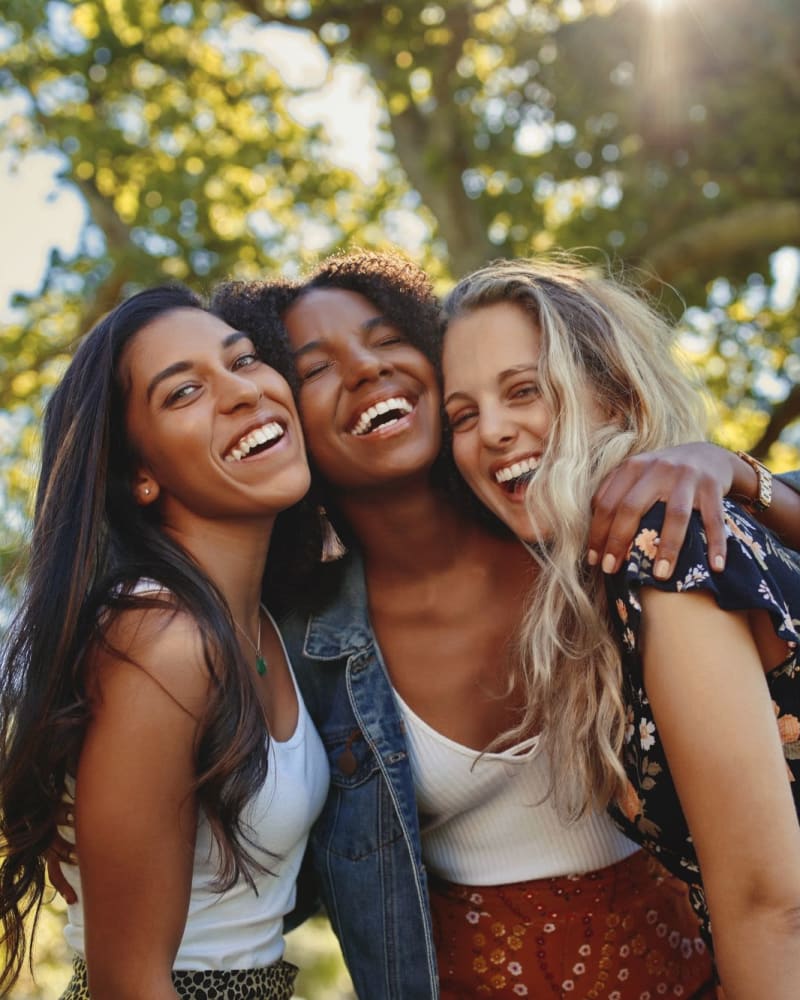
[
  {"xmin": 120, "ymin": 308, "xmax": 309, "ymax": 530},
  {"xmin": 282, "ymin": 288, "xmax": 442, "ymax": 494},
  {"xmin": 443, "ymin": 301, "xmax": 555, "ymax": 543}
]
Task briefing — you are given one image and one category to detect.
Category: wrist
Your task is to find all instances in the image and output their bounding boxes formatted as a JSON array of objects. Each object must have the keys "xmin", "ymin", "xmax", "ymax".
[{"xmin": 729, "ymin": 451, "xmax": 773, "ymax": 512}]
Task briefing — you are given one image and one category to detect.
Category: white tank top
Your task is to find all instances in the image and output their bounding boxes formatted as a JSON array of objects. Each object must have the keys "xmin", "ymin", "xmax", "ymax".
[
  {"xmin": 61, "ymin": 621, "xmax": 329, "ymax": 970},
  {"xmin": 395, "ymin": 690, "xmax": 638, "ymax": 884}
]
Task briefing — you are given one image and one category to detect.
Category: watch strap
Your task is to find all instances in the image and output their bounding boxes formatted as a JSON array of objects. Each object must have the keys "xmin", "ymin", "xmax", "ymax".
[{"xmin": 734, "ymin": 451, "xmax": 773, "ymax": 512}]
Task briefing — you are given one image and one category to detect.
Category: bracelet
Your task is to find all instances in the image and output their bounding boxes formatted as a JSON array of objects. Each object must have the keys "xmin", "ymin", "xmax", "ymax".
[{"xmin": 734, "ymin": 451, "xmax": 773, "ymax": 512}]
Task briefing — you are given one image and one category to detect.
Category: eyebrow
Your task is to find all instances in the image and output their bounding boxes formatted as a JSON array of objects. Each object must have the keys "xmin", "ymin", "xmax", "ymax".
[
  {"xmin": 291, "ymin": 315, "xmax": 389, "ymax": 360},
  {"xmin": 444, "ymin": 364, "xmax": 538, "ymax": 407},
  {"xmin": 145, "ymin": 330, "xmax": 250, "ymax": 401}
]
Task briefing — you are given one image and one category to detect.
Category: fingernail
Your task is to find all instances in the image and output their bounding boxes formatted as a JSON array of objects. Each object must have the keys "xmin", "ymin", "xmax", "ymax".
[
  {"xmin": 602, "ymin": 553, "xmax": 617, "ymax": 574},
  {"xmin": 587, "ymin": 548, "xmax": 598, "ymax": 566},
  {"xmin": 711, "ymin": 554, "xmax": 725, "ymax": 572},
  {"xmin": 654, "ymin": 559, "xmax": 670, "ymax": 580}
]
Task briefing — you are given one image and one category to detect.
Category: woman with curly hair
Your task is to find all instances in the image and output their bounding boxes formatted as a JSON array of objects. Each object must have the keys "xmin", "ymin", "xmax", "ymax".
[
  {"xmin": 441, "ymin": 257, "xmax": 800, "ymax": 998},
  {"xmin": 0, "ymin": 286, "xmax": 328, "ymax": 998}
]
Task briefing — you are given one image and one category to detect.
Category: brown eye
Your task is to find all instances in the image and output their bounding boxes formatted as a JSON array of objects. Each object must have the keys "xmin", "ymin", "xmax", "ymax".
[
  {"xmin": 511, "ymin": 383, "xmax": 540, "ymax": 401},
  {"xmin": 165, "ymin": 383, "xmax": 200, "ymax": 406},
  {"xmin": 232, "ymin": 352, "xmax": 258, "ymax": 370}
]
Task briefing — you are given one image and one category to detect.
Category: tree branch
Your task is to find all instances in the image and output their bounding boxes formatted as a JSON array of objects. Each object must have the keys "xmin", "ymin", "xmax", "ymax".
[
  {"xmin": 752, "ymin": 382, "xmax": 800, "ymax": 460},
  {"xmin": 642, "ymin": 200, "xmax": 800, "ymax": 288}
]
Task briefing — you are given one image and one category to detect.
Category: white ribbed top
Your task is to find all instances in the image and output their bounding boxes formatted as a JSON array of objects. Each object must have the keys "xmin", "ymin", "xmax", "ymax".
[{"xmin": 395, "ymin": 691, "xmax": 638, "ymax": 884}]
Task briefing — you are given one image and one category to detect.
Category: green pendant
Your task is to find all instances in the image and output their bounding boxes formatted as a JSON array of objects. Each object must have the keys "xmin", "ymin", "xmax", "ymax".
[{"xmin": 256, "ymin": 654, "xmax": 267, "ymax": 677}]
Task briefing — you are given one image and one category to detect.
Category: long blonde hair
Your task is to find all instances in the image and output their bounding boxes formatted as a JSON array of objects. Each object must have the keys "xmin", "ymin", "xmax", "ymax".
[{"xmin": 442, "ymin": 257, "xmax": 708, "ymax": 818}]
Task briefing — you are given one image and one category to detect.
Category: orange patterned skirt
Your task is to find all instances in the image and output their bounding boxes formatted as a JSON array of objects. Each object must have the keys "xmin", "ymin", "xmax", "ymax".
[{"xmin": 430, "ymin": 849, "xmax": 717, "ymax": 999}]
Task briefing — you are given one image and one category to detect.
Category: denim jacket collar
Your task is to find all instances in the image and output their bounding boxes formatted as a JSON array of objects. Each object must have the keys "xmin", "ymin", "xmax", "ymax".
[{"xmin": 302, "ymin": 552, "xmax": 376, "ymax": 661}]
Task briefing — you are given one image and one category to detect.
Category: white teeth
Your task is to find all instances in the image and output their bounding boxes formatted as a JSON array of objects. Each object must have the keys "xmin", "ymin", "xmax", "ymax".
[
  {"xmin": 351, "ymin": 396, "xmax": 414, "ymax": 436},
  {"xmin": 495, "ymin": 457, "xmax": 539, "ymax": 484},
  {"xmin": 224, "ymin": 422, "xmax": 284, "ymax": 461}
]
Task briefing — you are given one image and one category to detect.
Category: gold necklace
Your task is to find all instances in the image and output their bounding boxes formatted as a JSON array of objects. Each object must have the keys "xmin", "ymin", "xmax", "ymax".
[{"xmin": 233, "ymin": 604, "xmax": 268, "ymax": 677}]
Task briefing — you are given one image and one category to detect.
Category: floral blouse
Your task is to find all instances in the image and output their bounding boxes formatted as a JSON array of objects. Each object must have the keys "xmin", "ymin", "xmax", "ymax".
[{"xmin": 605, "ymin": 500, "xmax": 800, "ymax": 949}]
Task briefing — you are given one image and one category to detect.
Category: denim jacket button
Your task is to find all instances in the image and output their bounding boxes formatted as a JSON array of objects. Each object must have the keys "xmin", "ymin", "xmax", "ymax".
[{"xmin": 337, "ymin": 747, "xmax": 358, "ymax": 776}]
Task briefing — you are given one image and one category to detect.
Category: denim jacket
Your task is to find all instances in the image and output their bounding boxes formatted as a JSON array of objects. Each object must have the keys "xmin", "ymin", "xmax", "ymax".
[{"xmin": 280, "ymin": 551, "xmax": 439, "ymax": 1000}]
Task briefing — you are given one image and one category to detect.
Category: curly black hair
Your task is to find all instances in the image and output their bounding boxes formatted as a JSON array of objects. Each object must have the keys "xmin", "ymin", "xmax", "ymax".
[
  {"xmin": 301, "ymin": 250, "xmax": 442, "ymax": 368},
  {"xmin": 212, "ymin": 250, "xmax": 442, "ymax": 373}
]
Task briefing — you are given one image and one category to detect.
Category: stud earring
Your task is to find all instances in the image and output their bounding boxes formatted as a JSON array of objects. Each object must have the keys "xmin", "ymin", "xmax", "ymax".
[{"xmin": 143, "ymin": 487, "xmax": 151, "ymax": 496}]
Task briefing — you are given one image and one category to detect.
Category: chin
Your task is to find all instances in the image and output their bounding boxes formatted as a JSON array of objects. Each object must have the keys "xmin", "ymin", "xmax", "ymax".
[{"xmin": 501, "ymin": 508, "xmax": 536, "ymax": 543}]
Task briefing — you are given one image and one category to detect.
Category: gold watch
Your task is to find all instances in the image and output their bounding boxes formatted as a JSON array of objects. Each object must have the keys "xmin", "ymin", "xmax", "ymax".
[{"xmin": 735, "ymin": 451, "xmax": 773, "ymax": 512}]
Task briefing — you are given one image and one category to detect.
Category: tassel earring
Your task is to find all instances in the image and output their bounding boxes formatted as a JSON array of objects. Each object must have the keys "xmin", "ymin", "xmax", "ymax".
[{"xmin": 319, "ymin": 506, "xmax": 346, "ymax": 562}]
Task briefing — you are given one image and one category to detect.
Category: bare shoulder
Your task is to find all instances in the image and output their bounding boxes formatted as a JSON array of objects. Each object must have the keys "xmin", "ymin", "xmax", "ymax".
[{"xmin": 90, "ymin": 604, "xmax": 213, "ymax": 720}]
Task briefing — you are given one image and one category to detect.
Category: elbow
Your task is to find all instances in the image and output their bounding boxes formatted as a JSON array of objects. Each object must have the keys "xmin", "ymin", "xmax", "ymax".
[
  {"xmin": 733, "ymin": 884, "xmax": 800, "ymax": 938},
  {"xmin": 715, "ymin": 868, "xmax": 800, "ymax": 936},
  {"xmin": 763, "ymin": 901, "xmax": 800, "ymax": 937}
]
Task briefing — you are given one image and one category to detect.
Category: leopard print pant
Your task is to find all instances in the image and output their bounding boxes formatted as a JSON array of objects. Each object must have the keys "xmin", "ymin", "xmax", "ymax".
[{"xmin": 60, "ymin": 955, "xmax": 298, "ymax": 999}]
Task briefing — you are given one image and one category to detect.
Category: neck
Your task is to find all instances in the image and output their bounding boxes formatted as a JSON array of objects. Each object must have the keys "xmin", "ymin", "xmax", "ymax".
[
  {"xmin": 336, "ymin": 480, "xmax": 476, "ymax": 575},
  {"xmin": 163, "ymin": 513, "xmax": 273, "ymax": 623}
]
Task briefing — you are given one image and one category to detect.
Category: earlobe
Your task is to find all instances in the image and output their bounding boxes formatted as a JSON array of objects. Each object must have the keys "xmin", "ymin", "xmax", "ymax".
[{"xmin": 133, "ymin": 474, "xmax": 159, "ymax": 506}]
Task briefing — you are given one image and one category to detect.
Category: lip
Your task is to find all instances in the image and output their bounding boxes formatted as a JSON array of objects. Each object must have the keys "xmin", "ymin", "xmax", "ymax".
[
  {"xmin": 345, "ymin": 391, "xmax": 418, "ymax": 436},
  {"xmin": 222, "ymin": 415, "xmax": 289, "ymax": 462}
]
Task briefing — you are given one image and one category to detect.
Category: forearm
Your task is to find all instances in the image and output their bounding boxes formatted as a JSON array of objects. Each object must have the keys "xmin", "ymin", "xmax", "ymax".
[
  {"xmin": 713, "ymin": 905, "xmax": 800, "ymax": 1000},
  {"xmin": 765, "ymin": 473, "xmax": 800, "ymax": 548}
]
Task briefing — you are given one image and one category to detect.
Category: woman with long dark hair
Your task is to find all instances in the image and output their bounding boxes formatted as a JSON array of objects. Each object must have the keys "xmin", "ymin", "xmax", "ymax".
[{"xmin": 0, "ymin": 286, "xmax": 328, "ymax": 998}]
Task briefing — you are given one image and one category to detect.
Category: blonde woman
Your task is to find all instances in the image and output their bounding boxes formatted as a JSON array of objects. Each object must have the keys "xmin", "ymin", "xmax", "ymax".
[{"xmin": 441, "ymin": 258, "xmax": 800, "ymax": 999}]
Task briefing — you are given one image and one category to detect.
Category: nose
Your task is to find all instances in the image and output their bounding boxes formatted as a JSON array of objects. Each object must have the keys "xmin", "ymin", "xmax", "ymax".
[
  {"xmin": 478, "ymin": 402, "xmax": 516, "ymax": 450},
  {"xmin": 342, "ymin": 342, "xmax": 391, "ymax": 391},
  {"xmin": 219, "ymin": 368, "xmax": 261, "ymax": 412}
]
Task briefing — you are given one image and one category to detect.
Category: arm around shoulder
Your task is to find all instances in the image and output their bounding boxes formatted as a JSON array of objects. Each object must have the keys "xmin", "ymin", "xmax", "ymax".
[{"xmin": 77, "ymin": 608, "xmax": 210, "ymax": 1000}]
